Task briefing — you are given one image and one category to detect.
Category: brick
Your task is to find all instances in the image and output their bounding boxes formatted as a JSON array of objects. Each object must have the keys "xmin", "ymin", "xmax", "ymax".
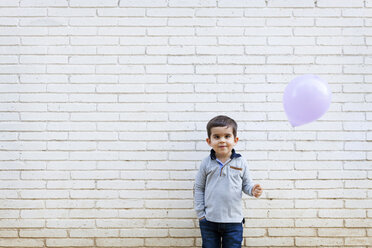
[
  {"xmin": 0, "ymin": 210, "xmax": 18, "ymax": 218},
  {"xmin": 345, "ymin": 237, "xmax": 372, "ymax": 246},
  {"xmin": 0, "ymin": 238, "xmax": 44, "ymax": 247},
  {"xmin": 219, "ymin": 0, "xmax": 265, "ymax": 7},
  {"xmin": 268, "ymin": 151, "xmax": 316, "ymax": 161},
  {"xmin": 21, "ymin": 209, "xmax": 69, "ymax": 219},
  {"xmin": 169, "ymin": 228, "xmax": 200, "ymax": 237},
  {"xmin": 48, "ymin": 8, "xmax": 96, "ymax": 17},
  {"xmin": 319, "ymin": 209, "xmax": 366, "ymax": 218},
  {"xmin": 269, "ymin": 209, "xmax": 317, "ymax": 218},
  {"xmin": 296, "ymin": 237, "xmax": 343, "ymax": 246},
  {"xmin": 269, "ymin": 36, "xmax": 315, "ymax": 45},
  {"xmin": 46, "ymin": 238, "xmax": 94, "ymax": 247},
  {"xmin": 0, "ymin": 8, "xmax": 46, "ymax": 17},
  {"xmin": 261, "ymin": 180, "xmax": 293, "ymax": 189},
  {"xmin": 345, "ymin": 200, "xmax": 372, "ymax": 209},
  {"xmin": 196, "ymin": 8, "xmax": 243, "ymax": 17},
  {"xmin": 295, "ymin": 180, "xmax": 342, "ymax": 189},
  {"xmin": 268, "ymin": 228, "xmax": 316, "ymax": 237},
  {"xmin": 0, "ymin": 0, "xmax": 19, "ymax": 6},
  {"xmin": 145, "ymin": 238, "xmax": 194, "ymax": 247},
  {"xmin": 0, "ymin": 230, "xmax": 18, "ymax": 237},
  {"xmin": 70, "ymin": 0, "xmax": 117, "ymax": 7},
  {"xmin": 70, "ymin": 209, "xmax": 119, "ymax": 218},
  {"xmin": 71, "ymin": 171, "xmax": 119, "ymax": 179},
  {"xmin": 318, "ymin": 228, "xmax": 366, "ymax": 237},
  {"xmin": 148, "ymin": 27, "xmax": 195, "ymax": 36},
  {"xmin": 70, "ymin": 229, "xmax": 119, "ymax": 237},
  {"xmin": 267, "ymin": 189, "xmax": 317, "ymax": 199},
  {"xmin": 317, "ymin": 151, "xmax": 366, "ymax": 160},
  {"xmin": 295, "ymin": 46, "xmax": 342, "ymax": 55},
  {"xmin": 70, "ymin": 190, "xmax": 118, "ymax": 199},
  {"xmin": 96, "ymin": 200, "xmax": 144, "ymax": 209},
  {"xmin": 98, "ymin": 8, "xmax": 145, "ymax": 17},
  {"xmin": 269, "ymin": 171, "xmax": 317, "ymax": 180},
  {"xmin": 217, "ymin": 18, "xmax": 265, "ymax": 27},
  {"xmin": 97, "ymin": 180, "xmax": 145, "ymax": 189},
  {"xmin": 121, "ymin": 171, "xmax": 169, "ymax": 180},
  {"xmin": 167, "ymin": 209, "xmax": 195, "ymax": 218},
  {"xmin": 146, "ymin": 219, "xmax": 194, "ymax": 228},
  {"xmin": 148, "ymin": 64, "xmax": 195, "ymax": 74},
  {"xmin": 0, "ymin": 219, "xmax": 44, "ymax": 228},
  {"xmin": 317, "ymin": 0, "xmax": 364, "ymax": 7},
  {"xmin": 196, "ymin": 27, "xmax": 244, "ymax": 36},
  {"xmin": 318, "ymin": 170, "xmax": 367, "ymax": 179},
  {"xmin": 0, "ymin": 200, "xmax": 44, "ymax": 209},
  {"xmin": 148, "ymin": 8, "xmax": 194, "ymax": 17},
  {"xmin": 345, "ymin": 219, "xmax": 372, "ymax": 228},
  {"xmin": 47, "ymin": 180, "xmax": 95, "ymax": 189},
  {"xmin": 120, "ymin": 190, "xmax": 168, "ymax": 199},
  {"xmin": 219, "ymin": 37, "xmax": 266, "ymax": 46},
  {"xmin": 171, "ymin": 36, "xmax": 216, "ymax": 46},
  {"xmin": 97, "ymin": 219, "xmax": 145, "ymax": 228},
  {"xmin": 246, "ymin": 219, "xmax": 294, "ymax": 228},
  {"xmin": 120, "ymin": 228, "xmax": 167, "ymax": 237},
  {"xmin": 145, "ymin": 200, "xmax": 193, "ymax": 209},
  {"xmin": 118, "ymin": 75, "xmax": 166, "ymax": 83},
  {"xmin": 119, "ymin": 209, "xmax": 167, "ymax": 218},
  {"xmin": 318, "ymin": 189, "xmax": 367, "ymax": 199},
  {"xmin": 120, "ymin": 0, "xmax": 167, "ymax": 7},
  {"xmin": 268, "ymin": 0, "xmax": 314, "ymax": 7},
  {"xmin": 146, "ymin": 181, "xmax": 194, "ymax": 190},
  {"xmin": 20, "ymin": 190, "xmax": 69, "ymax": 199},
  {"xmin": 245, "ymin": 237, "xmax": 294, "ymax": 246},
  {"xmin": 296, "ymin": 219, "xmax": 343, "ymax": 228},
  {"xmin": 21, "ymin": 171, "xmax": 69, "ymax": 180},
  {"xmin": 295, "ymin": 199, "xmax": 343, "ymax": 209},
  {"xmin": 169, "ymin": 55, "xmax": 215, "ymax": 65},
  {"xmin": 96, "ymin": 238, "xmax": 144, "ymax": 247},
  {"xmin": 196, "ymin": 83, "xmax": 243, "ymax": 93},
  {"xmin": 344, "ymin": 180, "xmax": 371, "ymax": 189},
  {"xmin": 45, "ymin": 200, "xmax": 95, "ymax": 209}
]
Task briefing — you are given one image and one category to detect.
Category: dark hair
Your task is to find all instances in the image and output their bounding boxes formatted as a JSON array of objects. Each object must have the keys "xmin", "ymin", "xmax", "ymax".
[{"xmin": 206, "ymin": 115, "xmax": 237, "ymax": 138}]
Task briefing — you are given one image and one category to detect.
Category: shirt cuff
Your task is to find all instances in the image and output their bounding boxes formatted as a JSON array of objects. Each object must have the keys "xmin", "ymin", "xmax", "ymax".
[{"xmin": 248, "ymin": 184, "xmax": 254, "ymax": 196}]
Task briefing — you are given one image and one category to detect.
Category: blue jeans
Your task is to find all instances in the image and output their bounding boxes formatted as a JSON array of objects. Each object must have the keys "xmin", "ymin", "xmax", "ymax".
[{"xmin": 199, "ymin": 218, "xmax": 243, "ymax": 248}]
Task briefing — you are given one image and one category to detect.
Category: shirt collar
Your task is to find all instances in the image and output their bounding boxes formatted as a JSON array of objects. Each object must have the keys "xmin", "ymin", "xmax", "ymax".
[{"xmin": 210, "ymin": 149, "xmax": 241, "ymax": 160}]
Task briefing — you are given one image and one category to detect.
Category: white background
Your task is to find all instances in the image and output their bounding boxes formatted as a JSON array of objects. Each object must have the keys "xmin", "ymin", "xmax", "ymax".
[{"xmin": 0, "ymin": 0, "xmax": 371, "ymax": 247}]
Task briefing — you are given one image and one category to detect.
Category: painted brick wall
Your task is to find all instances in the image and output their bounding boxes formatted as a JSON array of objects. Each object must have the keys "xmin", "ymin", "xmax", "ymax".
[{"xmin": 0, "ymin": 0, "xmax": 371, "ymax": 247}]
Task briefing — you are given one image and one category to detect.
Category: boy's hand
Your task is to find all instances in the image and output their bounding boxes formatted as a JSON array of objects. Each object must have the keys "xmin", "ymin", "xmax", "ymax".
[{"xmin": 252, "ymin": 184, "xmax": 262, "ymax": 198}]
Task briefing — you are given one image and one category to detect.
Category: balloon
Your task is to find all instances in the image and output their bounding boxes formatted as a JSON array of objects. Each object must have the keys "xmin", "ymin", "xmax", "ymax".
[{"xmin": 283, "ymin": 74, "xmax": 332, "ymax": 127}]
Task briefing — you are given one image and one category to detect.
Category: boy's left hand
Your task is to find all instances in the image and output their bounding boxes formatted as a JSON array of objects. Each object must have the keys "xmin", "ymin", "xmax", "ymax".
[{"xmin": 252, "ymin": 184, "xmax": 262, "ymax": 198}]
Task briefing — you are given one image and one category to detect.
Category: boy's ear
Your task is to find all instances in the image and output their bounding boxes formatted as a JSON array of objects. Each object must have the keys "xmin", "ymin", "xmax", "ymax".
[
  {"xmin": 206, "ymin": 138, "xmax": 211, "ymax": 146},
  {"xmin": 234, "ymin": 137, "xmax": 239, "ymax": 143}
]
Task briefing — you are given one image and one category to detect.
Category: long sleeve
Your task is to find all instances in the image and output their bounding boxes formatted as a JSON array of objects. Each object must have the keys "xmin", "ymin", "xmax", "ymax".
[
  {"xmin": 194, "ymin": 162, "xmax": 206, "ymax": 219},
  {"xmin": 242, "ymin": 160, "xmax": 255, "ymax": 197}
]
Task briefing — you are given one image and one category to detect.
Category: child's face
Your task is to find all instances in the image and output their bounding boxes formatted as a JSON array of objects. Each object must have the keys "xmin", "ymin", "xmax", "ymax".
[{"xmin": 206, "ymin": 126, "xmax": 238, "ymax": 160}]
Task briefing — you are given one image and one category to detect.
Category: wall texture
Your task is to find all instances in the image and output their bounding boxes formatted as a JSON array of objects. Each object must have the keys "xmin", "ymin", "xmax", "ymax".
[{"xmin": 0, "ymin": 0, "xmax": 371, "ymax": 247}]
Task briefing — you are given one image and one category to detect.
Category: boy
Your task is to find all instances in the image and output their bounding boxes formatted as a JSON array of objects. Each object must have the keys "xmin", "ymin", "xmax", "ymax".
[{"xmin": 194, "ymin": 115, "xmax": 262, "ymax": 248}]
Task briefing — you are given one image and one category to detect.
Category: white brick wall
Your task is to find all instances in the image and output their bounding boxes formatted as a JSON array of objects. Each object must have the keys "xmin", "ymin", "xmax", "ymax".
[{"xmin": 0, "ymin": 0, "xmax": 371, "ymax": 247}]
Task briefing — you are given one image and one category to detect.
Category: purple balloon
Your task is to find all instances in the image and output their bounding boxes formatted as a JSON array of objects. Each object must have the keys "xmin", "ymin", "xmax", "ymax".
[{"xmin": 283, "ymin": 75, "xmax": 332, "ymax": 127}]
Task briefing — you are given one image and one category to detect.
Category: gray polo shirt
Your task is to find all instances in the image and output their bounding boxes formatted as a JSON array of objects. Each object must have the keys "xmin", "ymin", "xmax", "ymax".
[{"xmin": 194, "ymin": 149, "xmax": 255, "ymax": 223}]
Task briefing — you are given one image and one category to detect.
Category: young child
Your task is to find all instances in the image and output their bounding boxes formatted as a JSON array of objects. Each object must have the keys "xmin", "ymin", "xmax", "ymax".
[{"xmin": 194, "ymin": 115, "xmax": 262, "ymax": 248}]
